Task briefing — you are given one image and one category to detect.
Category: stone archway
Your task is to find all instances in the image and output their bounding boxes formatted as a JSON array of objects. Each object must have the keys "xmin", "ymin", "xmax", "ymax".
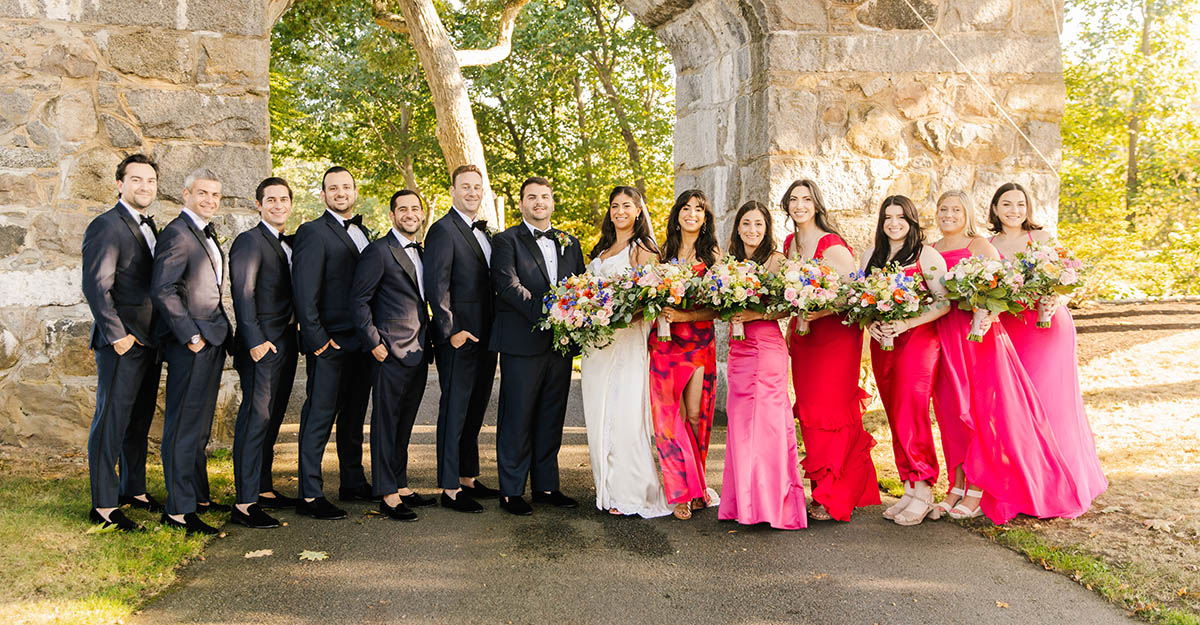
[{"xmin": 0, "ymin": 0, "xmax": 1063, "ymax": 445}]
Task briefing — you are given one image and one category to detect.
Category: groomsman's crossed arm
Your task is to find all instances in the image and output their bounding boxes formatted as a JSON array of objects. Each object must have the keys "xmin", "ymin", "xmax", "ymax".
[{"xmin": 490, "ymin": 234, "xmax": 543, "ymax": 322}]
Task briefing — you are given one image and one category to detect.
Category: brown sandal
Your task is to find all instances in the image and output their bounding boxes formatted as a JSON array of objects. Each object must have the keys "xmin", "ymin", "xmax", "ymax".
[
  {"xmin": 673, "ymin": 503, "xmax": 692, "ymax": 520},
  {"xmin": 690, "ymin": 497, "xmax": 707, "ymax": 511}
]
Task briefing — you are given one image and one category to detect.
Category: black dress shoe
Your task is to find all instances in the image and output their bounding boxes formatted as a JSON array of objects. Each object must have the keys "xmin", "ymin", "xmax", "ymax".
[
  {"xmin": 400, "ymin": 492, "xmax": 437, "ymax": 507},
  {"xmin": 229, "ymin": 504, "xmax": 281, "ymax": 529},
  {"xmin": 380, "ymin": 500, "xmax": 418, "ymax": 521},
  {"xmin": 89, "ymin": 508, "xmax": 140, "ymax": 532},
  {"xmin": 461, "ymin": 479, "xmax": 499, "ymax": 498},
  {"xmin": 296, "ymin": 497, "xmax": 348, "ymax": 520},
  {"xmin": 532, "ymin": 490, "xmax": 579, "ymax": 508},
  {"xmin": 119, "ymin": 493, "xmax": 165, "ymax": 513},
  {"xmin": 196, "ymin": 501, "xmax": 232, "ymax": 513},
  {"xmin": 499, "ymin": 496, "xmax": 533, "ymax": 516},
  {"xmin": 161, "ymin": 512, "xmax": 219, "ymax": 536},
  {"xmin": 338, "ymin": 484, "xmax": 381, "ymax": 502},
  {"xmin": 439, "ymin": 492, "xmax": 484, "ymax": 513},
  {"xmin": 257, "ymin": 490, "xmax": 300, "ymax": 509}
]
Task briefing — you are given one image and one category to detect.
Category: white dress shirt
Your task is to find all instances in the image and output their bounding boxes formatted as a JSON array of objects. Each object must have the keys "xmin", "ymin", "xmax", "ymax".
[
  {"xmin": 182, "ymin": 208, "xmax": 221, "ymax": 286},
  {"xmin": 326, "ymin": 209, "xmax": 369, "ymax": 252},
  {"xmin": 452, "ymin": 206, "xmax": 491, "ymax": 267},
  {"xmin": 393, "ymin": 229, "xmax": 424, "ymax": 299},
  {"xmin": 261, "ymin": 221, "xmax": 292, "ymax": 267},
  {"xmin": 120, "ymin": 199, "xmax": 156, "ymax": 257},
  {"xmin": 524, "ymin": 221, "xmax": 558, "ymax": 284}
]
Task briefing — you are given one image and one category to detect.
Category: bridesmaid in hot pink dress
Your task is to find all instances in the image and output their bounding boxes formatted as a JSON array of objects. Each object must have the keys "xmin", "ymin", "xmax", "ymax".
[
  {"xmin": 649, "ymin": 190, "xmax": 720, "ymax": 521},
  {"xmin": 719, "ymin": 201, "xmax": 807, "ymax": 530},
  {"xmin": 988, "ymin": 182, "xmax": 1107, "ymax": 507},
  {"xmin": 861, "ymin": 196, "xmax": 952, "ymax": 526},
  {"xmin": 931, "ymin": 190, "xmax": 1089, "ymax": 524},
  {"xmin": 782, "ymin": 179, "xmax": 879, "ymax": 522}
]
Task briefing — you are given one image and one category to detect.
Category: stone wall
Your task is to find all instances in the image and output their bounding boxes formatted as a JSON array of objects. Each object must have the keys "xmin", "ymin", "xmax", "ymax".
[
  {"xmin": 0, "ymin": 0, "xmax": 1064, "ymax": 446},
  {"xmin": 0, "ymin": 1, "xmax": 272, "ymax": 446}
]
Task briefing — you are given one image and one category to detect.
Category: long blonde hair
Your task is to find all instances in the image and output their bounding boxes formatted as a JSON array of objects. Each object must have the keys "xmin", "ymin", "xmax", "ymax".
[{"xmin": 935, "ymin": 190, "xmax": 979, "ymax": 238}]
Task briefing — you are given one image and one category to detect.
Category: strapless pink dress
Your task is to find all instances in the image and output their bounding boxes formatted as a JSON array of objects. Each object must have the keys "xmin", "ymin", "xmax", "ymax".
[{"xmin": 933, "ymin": 247, "xmax": 1090, "ymax": 523}]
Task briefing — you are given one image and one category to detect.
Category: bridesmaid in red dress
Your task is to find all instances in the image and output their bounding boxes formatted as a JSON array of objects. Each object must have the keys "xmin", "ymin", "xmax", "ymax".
[
  {"xmin": 932, "ymin": 190, "xmax": 1087, "ymax": 523},
  {"xmin": 988, "ymin": 182, "xmax": 1107, "ymax": 507},
  {"xmin": 782, "ymin": 179, "xmax": 879, "ymax": 521},
  {"xmin": 650, "ymin": 190, "xmax": 720, "ymax": 521},
  {"xmin": 860, "ymin": 196, "xmax": 951, "ymax": 526}
]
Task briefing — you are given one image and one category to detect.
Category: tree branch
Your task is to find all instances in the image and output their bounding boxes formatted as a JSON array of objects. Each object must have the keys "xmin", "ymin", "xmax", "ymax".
[
  {"xmin": 454, "ymin": 0, "xmax": 532, "ymax": 67},
  {"xmin": 372, "ymin": 0, "xmax": 410, "ymax": 34}
]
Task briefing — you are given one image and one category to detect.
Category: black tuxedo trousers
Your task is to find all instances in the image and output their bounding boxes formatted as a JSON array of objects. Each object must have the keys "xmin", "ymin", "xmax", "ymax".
[
  {"xmin": 232, "ymin": 328, "xmax": 298, "ymax": 503},
  {"xmin": 297, "ymin": 347, "xmax": 371, "ymax": 498},
  {"xmin": 369, "ymin": 357, "xmax": 428, "ymax": 494},
  {"xmin": 161, "ymin": 341, "xmax": 223, "ymax": 515},
  {"xmin": 434, "ymin": 341, "xmax": 496, "ymax": 490},
  {"xmin": 496, "ymin": 351, "xmax": 572, "ymax": 496},
  {"xmin": 88, "ymin": 343, "xmax": 162, "ymax": 508}
]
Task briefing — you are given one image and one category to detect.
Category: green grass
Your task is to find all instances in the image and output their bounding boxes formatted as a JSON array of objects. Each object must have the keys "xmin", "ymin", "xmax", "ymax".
[
  {"xmin": 0, "ymin": 453, "xmax": 235, "ymax": 625},
  {"xmin": 971, "ymin": 524, "xmax": 1200, "ymax": 625}
]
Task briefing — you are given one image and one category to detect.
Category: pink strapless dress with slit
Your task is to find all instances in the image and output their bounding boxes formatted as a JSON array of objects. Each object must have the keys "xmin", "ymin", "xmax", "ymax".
[{"xmin": 933, "ymin": 247, "xmax": 1090, "ymax": 523}]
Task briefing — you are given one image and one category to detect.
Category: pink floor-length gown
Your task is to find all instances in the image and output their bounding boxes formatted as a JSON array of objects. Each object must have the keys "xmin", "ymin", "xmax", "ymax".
[
  {"xmin": 869, "ymin": 264, "xmax": 941, "ymax": 485},
  {"xmin": 933, "ymin": 246, "xmax": 1090, "ymax": 523},
  {"xmin": 719, "ymin": 319, "xmax": 807, "ymax": 529}
]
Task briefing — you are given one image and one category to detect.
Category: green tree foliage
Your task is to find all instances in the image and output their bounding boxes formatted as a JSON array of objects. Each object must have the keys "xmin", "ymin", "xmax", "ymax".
[
  {"xmin": 1060, "ymin": 0, "xmax": 1200, "ymax": 296},
  {"xmin": 269, "ymin": 0, "xmax": 674, "ymax": 249}
]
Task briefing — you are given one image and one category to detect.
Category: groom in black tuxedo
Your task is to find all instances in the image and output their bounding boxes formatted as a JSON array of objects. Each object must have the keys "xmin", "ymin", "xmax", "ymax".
[
  {"xmin": 151, "ymin": 168, "xmax": 233, "ymax": 535},
  {"xmin": 81, "ymin": 153, "xmax": 165, "ymax": 531},
  {"xmin": 292, "ymin": 166, "xmax": 375, "ymax": 520},
  {"xmin": 490, "ymin": 177, "xmax": 585, "ymax": 515},
  {"xmin": 351, "ymin": 190, "xmax": 434, "ymax": 522},
  {"xmin": 227, "ymin": 177, "xmax": 300, "ymax": 529},
  {"xmin": 424, "ymin": 164, "xmax": 499, "ymax": 512}
]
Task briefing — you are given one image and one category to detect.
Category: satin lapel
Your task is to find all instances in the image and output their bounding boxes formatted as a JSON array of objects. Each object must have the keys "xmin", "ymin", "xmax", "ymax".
[
  {"xmin": 517, "ymin": 227, "xmax": 551, "ymax": 286},
  {"xmin": 257, "ymin": 222, "xmax": 288, "ymax": 266},
  {"xmin": 322, "ymin": 211, "xmax": 360, "ymax": 256},
  {"xmin": 184, "ymin": 217, "xmax": 220, "ymax": 282},
  {"xmin": 449, "ymin": 211, "xmax": 487, "ymax": 268},
  {"xmin": 387, "ymin": 232, "xmax": 421, "ymax": 293},
  {"xmin": 115, "ymin": 204, "xmax": 152, "ymax": 256}
]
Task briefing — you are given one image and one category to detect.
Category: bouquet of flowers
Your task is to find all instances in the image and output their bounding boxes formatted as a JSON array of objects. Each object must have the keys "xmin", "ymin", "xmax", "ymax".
[
  {"xmin": 696, "ymin": 257, "xmax": 769, "ymax": 340},
  {"xmin": 624, "ymin": 260, "xmax": 701, "ymax": 341},
  {"xmin": 766, "ymin": 258, "xmax": 841, "ymax": 336},
  {"xmin": 1013, "ymin": 241, "xmax": 1085, "ymax": 328},
  {"xmin": 538, "ymin": 272, "xmax": 618, "ymax": 356},
  {"xmin": 840, "ymin": 264, "xmax": 930, "ymax": 350},
  {"xmin": 941, "ymin": 256, "xmax": 1026, "ymax": 341}
]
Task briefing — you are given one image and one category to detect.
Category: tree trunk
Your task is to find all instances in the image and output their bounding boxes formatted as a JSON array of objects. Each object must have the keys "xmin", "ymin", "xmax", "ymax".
[
  {"xmin": 1125, "ymin": 1, "xmax": 1153, "ymax": 228},
  {"xmin": 394, "ymin": 0, "xmax": 498, "ymax": 223}
]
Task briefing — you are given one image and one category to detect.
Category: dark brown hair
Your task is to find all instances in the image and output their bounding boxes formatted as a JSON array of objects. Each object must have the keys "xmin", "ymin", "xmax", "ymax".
[
  {"xmin": 519, "ymin": 176, "xmax": 552, "ymax": 198},
  {"xmin": 867, "ymin": 195, "xmax": 924, "ymax": 272},
  {"xmin": 987, "ymin": 182, "xmax": 1043, "ymax": 232},
  {"xmin": 728, "ymin": 201, "xmax": 775, "ymax": 265},
  {"xmin": 781, "ymin": 178, "xmax": 842, "ymax": 238},
  {"xmin": 389, "ymin": 189, "xmax": 424, "ymax": 211},
  {"xmin": 255, "ymin": 177, "xmax": 292, "ymax": 203},
  {"xmin": 321, "ymin": 166, "xmax": 354, "ymax": 189},
  {"xmin": 589, "ymin": 186, "xmax": 659, "ymax": 260},
  {"xmin": 659, "ymin": 189, "xmax": 718, "ymax": 267},
  {"xmin": 115, "ymin": 153, "xmax": 158, "ymax": 182}
]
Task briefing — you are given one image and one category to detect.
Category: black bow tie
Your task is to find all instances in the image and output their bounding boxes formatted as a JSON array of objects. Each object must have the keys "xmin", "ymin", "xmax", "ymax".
[
  {"xmin": 533, "ymin": 229, "xmax": 553, "ymax": 240},
  {"xmin": 138, "ymin": 214, "xmax": 157, "ymax": 232},
  {"xmin": 472, "ymin": 220, "xmax": 489, "ymax": 232},
  {"xmin": 343, "ymin": 214, "xmax": 363, "ymax": 231},
  {"xmin": 202, "ymin": 223, "xmax": 217, "ymax": 241},
  {"xmin": 278, "ymin": 231, "xmax": 294, "ymax": 246},
  {"xmin": 405, "ymin": 241, "xmax": 423, "ymax": 253}
]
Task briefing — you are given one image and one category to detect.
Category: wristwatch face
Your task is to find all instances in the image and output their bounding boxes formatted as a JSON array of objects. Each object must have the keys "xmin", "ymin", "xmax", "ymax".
[{"xmin": 190, "ymin": 335, "xmax": 201, "ymax": 344}]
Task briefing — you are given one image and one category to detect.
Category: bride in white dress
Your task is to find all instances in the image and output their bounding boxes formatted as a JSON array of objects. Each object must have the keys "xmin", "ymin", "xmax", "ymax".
[{"xmin": 581, "ymin": 187, "xmax": 672, "ymax": 517}]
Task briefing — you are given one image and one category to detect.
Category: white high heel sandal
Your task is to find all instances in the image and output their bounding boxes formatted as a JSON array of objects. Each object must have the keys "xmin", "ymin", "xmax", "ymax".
[
  {"xmin": 930, "ymin": 486, "xmax": 965, "ymax": 520},
  {"xmin": 883, "ymin": 481, "xmax": 912, "ymax": 520},
  {"xmin": 947, "ymin": 488, "xmax": 984, "ymax": 520}
]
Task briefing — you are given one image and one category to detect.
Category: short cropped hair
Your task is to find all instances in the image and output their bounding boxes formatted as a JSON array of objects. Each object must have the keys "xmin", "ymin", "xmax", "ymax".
[
  {"xmin": 390, "ymin": 189, "xmax": 424, "ymax": 211},
  {"xmin": 115, "ymin": 153, "xmax": 158, "ymax": 182},
  {"xmin": 183, "ymin": 168, "xmax": 220, "ymax": 191},
  {"xmin": 519, "ymin": 176, "xmax": 552, "ymax": 199},
  {"xmin": 451, "ymin": 164, "xmax": 482, "ymax": 186},
  {"xmin": 322, "ymin": 166, "xmax": 354, "ymax": 190},
  {"xmin": 255, "ymin": 177, "xmax": 293, "ymax": 203}
]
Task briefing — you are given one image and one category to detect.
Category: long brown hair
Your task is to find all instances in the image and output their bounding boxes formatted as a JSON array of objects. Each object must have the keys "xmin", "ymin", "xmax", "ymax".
[
  {"xmin": 728, "ymin": 201, "xmax": 775, "ymax": 265},
  {"xmin": 781, "ymin": 178, "xmax": 842, "ymax": 238},
  {"xmin": 867, "ymin": 195, "xmax": 923, "ymax": 272},
  {"xmin": 659, "ymin": 189, "xmax": 718, "ymax": 267},
  {"xmin": 987, "ymin": 182, "xmax": 1043, "ymax": 233},
  {"xmin": 589, "ymin": 186, "xmax": 659, "ymax": 259}
]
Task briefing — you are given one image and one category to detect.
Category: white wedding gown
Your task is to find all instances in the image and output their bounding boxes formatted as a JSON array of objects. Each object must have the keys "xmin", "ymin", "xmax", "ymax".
[{"xmin": 580, "ymin": 247, "xmax": 672, "ymax": 517}]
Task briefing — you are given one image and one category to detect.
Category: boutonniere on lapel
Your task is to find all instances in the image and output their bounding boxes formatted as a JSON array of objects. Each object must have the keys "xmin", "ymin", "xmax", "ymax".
[{"xmin": 553, "ymin": 230, "xmax": 572, "ymax": 256}]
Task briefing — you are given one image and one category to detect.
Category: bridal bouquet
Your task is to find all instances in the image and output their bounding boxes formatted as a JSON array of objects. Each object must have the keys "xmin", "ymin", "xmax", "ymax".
[
  {"xmin": 626, "ymin": 260, "xmax": 701, "ymax": 341},
  {"xmin": 539, "ymin": 272, "xmax": 618, "ymax": 356},
  {"xmin": 1013, "ymin": 242, "xmax": 1085, "ymax": 328},
  {"xmin": 696, "ymin": 257, "xmax": 769, "ymax": 340},
  {"xmin": 766, "ymin": 258, "xmax": 841, "ymax": 336},
  {"xmin": 840, "ymin": 264, "xmax": 930, "ymax": 350},
  {"xmin": 941, "ymin": 256, "xmax": 1026, "ymax": 342}
]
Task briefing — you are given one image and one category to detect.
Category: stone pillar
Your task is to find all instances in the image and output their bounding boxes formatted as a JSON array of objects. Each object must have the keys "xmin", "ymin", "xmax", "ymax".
[{"xmin": 0, "ymin": 1, "xmax": 272, "ymax": 446}]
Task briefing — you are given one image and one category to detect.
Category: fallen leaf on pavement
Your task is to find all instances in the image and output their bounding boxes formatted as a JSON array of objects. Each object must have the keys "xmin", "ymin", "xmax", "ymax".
[
  {"xmin": 1144, "ymin": 519, "xmax": 1172, "ymax": 532},
  {"xmin": 85, "ymin": 524, "xmax": 120, "ymax": 535},
  {"xmin": 298, "ymin": 550, "xmax": 328, "ymax": 561},
  {"xmin": 996, "ymin": 601, "xmax": 1009, "ymax": 609},
  {"xmin": 1100, "ymin": 505, "xmax": 1124, "ymax": 514},
  {"xmin": 244, "ymin": 549, "xmax": 273, "ymax": 559}
]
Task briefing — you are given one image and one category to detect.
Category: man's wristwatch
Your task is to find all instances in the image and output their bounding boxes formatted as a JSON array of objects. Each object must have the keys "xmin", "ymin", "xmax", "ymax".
[{"xmin": 189, "ymin": 334, "xmax": 202, "ymax": 345}]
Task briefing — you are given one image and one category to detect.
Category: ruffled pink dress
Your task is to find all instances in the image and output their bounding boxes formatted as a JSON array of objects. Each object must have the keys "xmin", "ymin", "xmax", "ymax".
[
  {"xmin": 870, "ymin": 263, "xmax": 941, "ymax": 485},
  {"xmin": 933, "ymin": 246, "xmax": 1090, "ymax": 523},
  {"xmin": 719, "ymin": 319, "xmax": 808, "ymax": 529}
]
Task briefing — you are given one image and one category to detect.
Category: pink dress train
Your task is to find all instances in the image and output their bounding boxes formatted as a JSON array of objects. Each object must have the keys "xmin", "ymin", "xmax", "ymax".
[
  {"xmin": 718, "ymin": 320, "xmax": 807, "ymax": 529},
  {"xmin": 933, "ymin": 247, "xmax": 1090, "ymax": 523},
  {"xmin": 870, "ymin": 264, "xmax": 941, "ymax": 485}
]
